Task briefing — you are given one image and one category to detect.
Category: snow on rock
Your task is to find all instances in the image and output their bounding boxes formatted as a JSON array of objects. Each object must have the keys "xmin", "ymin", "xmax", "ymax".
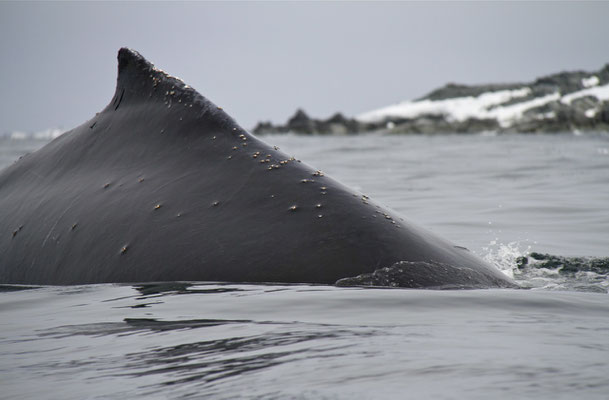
[
  {"xmin": 356, "ymin": 88, "xmax": 563, "ymax": 128},
  {"xmin": 561, "ymin": 83, "xmax": 609, "ymax": 105},
  {"xmin": 3, "ymin": 128, "xmax": 64, "ymax": 140},
  {"xmin": 489, "ymin": 93, "xmax": 561, "ymax": 127},
  {"xmin": 357, "ymin": 81, "xmax": 609, "ymax": 129},
  {"xmin": 585, "ymin": 109, "xmax": 597, "ymax": 118},
  {"xmin": 582, "ymin": 76, "xmax": 600, "ymax": 88},
  {"xmin": 254, "ymin": 62, "xmax": 609, "ymax": 135},
  {"xmin": 357, "ymin": 88, "xmax": 531, "ymax": 124},
  {"xmin": 536, "ymin": 111, "xmax": 557, "ymax": 120},
  {"xmin": 33, "ymin": 128, "xmax": 64, "ymax": 140},
  {"xmin": 8, "ymin": 131, "xmax": 28, "ymax": 140}
]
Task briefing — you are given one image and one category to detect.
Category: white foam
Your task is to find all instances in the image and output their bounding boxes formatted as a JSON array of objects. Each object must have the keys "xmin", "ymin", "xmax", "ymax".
[{"xmin": 481, "ymin": 240, "xmax": 531, "ymax": 280}]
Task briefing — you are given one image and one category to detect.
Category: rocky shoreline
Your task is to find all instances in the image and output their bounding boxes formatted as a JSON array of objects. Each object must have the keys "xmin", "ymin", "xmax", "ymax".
[{"xmin": 253, "ymin": 64, "xmax": 609, "ymax": 135}]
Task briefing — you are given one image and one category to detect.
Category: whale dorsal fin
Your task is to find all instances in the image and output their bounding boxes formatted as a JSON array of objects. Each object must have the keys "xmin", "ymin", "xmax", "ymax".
[{"xmin": 106, "ymin": 48, "xmax": 239, "ymax": 133}]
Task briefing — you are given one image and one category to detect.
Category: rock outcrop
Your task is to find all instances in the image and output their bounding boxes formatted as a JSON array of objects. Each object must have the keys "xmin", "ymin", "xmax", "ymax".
[
  {"xmin": 254, "ymin": 64, "xmax": 609, "ymax": 135},
  {"xmin": 253, "ymin": 109, "xmax": 374, "ymax": 135}
]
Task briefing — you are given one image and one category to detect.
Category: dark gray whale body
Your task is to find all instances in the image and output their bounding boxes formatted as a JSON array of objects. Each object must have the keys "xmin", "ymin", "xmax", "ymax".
[{"xmin": 0, "ymin": 49, "xmax": 516, "ymax": 288}]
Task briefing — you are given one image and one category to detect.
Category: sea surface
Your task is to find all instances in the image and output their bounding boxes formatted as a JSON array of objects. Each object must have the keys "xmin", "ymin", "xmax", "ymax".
[{"xmin": 1, "ymin": 132, "xmax": 608, "ymax": 399}]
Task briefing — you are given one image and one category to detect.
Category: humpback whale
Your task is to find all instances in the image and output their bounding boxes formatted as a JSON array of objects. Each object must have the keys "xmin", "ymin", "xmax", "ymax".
[{"xmin": 0, "ymin": 48, "xmax": 516, "ymax": 288}]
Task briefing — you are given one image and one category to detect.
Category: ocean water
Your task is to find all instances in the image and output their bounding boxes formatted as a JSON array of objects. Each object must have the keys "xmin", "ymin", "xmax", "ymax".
[{"xmin": 1, "ymin": 133, "xmax": 608, "ymax": 399}]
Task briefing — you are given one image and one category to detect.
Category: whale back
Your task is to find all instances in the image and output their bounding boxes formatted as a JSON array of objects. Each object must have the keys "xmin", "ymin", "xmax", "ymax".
[{"xmin": 0, "ymin": 49, "xmax": 516, "ymax": 288}]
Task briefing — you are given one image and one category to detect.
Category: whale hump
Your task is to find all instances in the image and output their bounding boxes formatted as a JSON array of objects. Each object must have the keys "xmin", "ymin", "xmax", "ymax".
[{"xmin": 0, "ymin": 48, "xmax": 517, "ymax": 288}]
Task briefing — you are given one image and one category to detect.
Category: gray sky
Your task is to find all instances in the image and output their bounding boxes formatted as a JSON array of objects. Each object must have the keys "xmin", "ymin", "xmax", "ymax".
[{"xmin": 1, "ymin": 1, "xmax": 608, "ymax": 133}]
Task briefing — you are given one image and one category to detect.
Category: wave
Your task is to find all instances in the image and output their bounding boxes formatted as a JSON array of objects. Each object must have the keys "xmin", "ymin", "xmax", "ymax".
[
  {"xmin": 482, "ymin": 241, "xmax": 609, "ymax": 293},
  {"xmin": 513, "ymin": 252, "xmax": 609, "ymax": 293},
  {"xmin": 336, "ymin": 241, "xmax": 608, "ymax": 293}
]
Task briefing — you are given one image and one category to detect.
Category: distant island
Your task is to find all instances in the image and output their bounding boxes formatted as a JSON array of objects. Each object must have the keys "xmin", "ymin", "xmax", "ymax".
[{"xmin": 253, "ymin": 64, "xmax": 609, "ymax": 135}]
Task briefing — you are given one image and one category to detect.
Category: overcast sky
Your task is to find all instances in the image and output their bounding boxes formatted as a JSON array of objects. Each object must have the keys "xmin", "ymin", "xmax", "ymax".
[{"xmin": 1, "ymin": 1, "xmax": 608, "ymax": 133}]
